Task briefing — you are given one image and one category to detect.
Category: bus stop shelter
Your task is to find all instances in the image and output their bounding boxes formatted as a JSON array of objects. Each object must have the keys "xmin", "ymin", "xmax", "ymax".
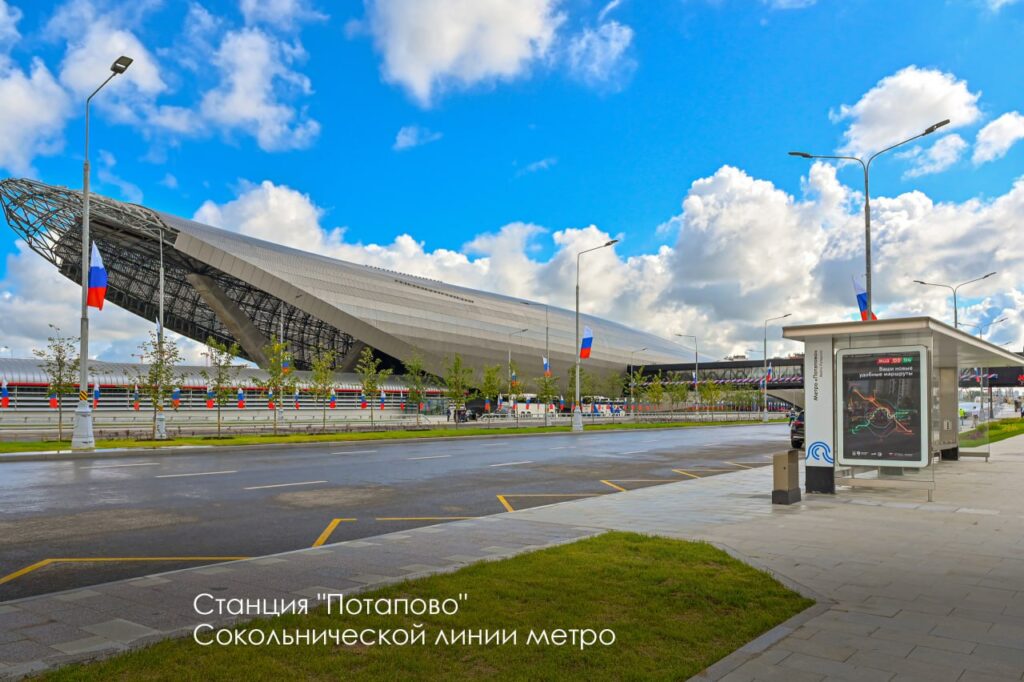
[{"xmin": 783, "ymin": 317, "xmax": 1024, "ymax": 495}]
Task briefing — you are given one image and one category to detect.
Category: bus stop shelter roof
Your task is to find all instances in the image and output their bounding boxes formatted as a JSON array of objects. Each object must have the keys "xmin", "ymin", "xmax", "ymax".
[{"xmin": 782, "ymin": 316, "xmax": 1024, "ymax": 370}]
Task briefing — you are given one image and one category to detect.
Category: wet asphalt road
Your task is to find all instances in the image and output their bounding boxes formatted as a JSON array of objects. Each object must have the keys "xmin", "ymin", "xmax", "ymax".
[{"xmin": 0, "ymin": 423, "xmax": 788, "ymax": 600}]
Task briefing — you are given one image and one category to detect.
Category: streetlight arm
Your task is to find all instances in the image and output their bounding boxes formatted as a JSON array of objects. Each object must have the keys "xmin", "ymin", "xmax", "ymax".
[{"xmin": 952, "ymin": 273, "xmax": 997, "ymax": 295}]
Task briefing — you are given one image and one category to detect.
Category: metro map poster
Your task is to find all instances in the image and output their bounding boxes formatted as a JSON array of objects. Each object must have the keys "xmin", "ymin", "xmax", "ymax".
[{"xmin": 836, "ymin": 346, "xmax": 929, "ymax": 468}]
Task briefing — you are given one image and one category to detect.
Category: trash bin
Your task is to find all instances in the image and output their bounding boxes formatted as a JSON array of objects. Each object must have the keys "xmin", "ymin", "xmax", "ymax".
[{"xmin": 772, "ymin": 450, "xmax": 801, "ymax": 505}]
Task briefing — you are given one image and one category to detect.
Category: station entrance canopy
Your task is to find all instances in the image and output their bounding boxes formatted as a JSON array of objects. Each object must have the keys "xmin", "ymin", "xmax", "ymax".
[
  {"xmin": 0, "ymin": 178, "xmax": 686, "ymax": 376},
  {"xmin": 783, "ymin": 317, "xmax": 1024, "ymax": 494}
]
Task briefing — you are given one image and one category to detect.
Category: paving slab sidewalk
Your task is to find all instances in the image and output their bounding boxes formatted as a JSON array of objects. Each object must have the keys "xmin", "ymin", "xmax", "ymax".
[{"xmin": 2, "ymin": 435, "xmax": 1023, "ymax": 680}]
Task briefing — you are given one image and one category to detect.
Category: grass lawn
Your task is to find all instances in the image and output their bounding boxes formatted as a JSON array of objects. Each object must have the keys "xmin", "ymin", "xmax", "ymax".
[
  {"xmin": 41, "ymin": 533, "xmax": 812, "ymax": 681},
  {"xmin": 0, "ymin": 419, "xmax": 777, "ymax": 455},
  {"xmin": 960, "ymin": 418, "xmax": 1024, "ymax": 448}
]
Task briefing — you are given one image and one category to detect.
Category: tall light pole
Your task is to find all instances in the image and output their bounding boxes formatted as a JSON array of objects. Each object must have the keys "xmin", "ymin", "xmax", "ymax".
[
  {"xmin": 628, "ymin": 347, "xmax": 647, "ymax": 416},
  {"xmin": 763, "ymin": 313, "xmax": 791, "ymax": 422},
  {"xmin": 913, "ymin": 272, "xmax": 997, "ymax": 328},
  {"xmin": 573, "ymin": 239, "xmax": 618, "ymax": 432},
  {"xmin": 521, "ymin": 301, "xmax": 550, "ymax": 425},
  {"xmin": 675, "ymin": 333, "xmax": 699, "ymax": 419},
  {"xmin": 72, "ymin": 55, "xmax": 133, "ymax": 451},
  {"xmin": 508, "ymin": 327, "xmax": 528, "ymax": 418},
  {"xmin": 789, "ymin": 118, "xmax": 949, "ymax": 320}
]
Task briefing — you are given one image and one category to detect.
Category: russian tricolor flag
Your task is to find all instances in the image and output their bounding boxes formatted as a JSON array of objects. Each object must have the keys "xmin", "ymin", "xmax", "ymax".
[
  {"xmin": 360, "ymin": 392, "xmax": 367, "ymax": 409},
  {"xmin": 484, "ymin": 397, "xmax": 491, "ymax": 412},
  {"xmin": 543, "ymin": 356, "xmax": 551, "ymax": 377},
  {"xmin": 206, "ymin": 386, "xmax": 214, "ymax": 409},
  {"xmin": 237, "ymin": 388, "xmax": 245, "ymax": 409},
  {"xmin": 49, "ymin": 391, "xmax": 58, "ymax": 409},
  {"xmin": 87, "ymin": 242, "xmax": 107, "ymax": 310},
  {"xmin": 580, "ymin": 326, "xmax": 594, "ymax": 359},
  {"xmin": 380, "ymin": 389, "xmax": 386, "ymax": 410},
  {"xmin": 267, "ymin": 387, "xmax": 275, "ymax": 410},
  {"xmin": 92, "ymin": 382, "xmax": 100, "ymax": 408},
  {"xmin": 294, "ymin": 388, "xmax": 301, "ymax": 410},
  {"xmin": 329, "ymin": 389, "xmax": 336, "ymax": 409},
  {"xmin": 171, "ymin": 387, "xmax": 181, "ymax": 409},
  {"xmin": 853, "ymin": 276, "xmax": 877, "ymax": 321},
  {"xmin": 133, "ymin": 385, "xmax": 140, "ymax": 411},
  {"xmin": 1, "ymin": 380, "xmax": 8, "ymax": 409}
]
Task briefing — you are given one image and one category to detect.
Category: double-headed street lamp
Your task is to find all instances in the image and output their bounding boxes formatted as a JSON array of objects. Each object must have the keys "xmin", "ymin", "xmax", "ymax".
[
  {"xmin": 72, "ymin": 55, "xmax": 133, "ymax": 451},
  {"xmin": 763, "ymin": 313, "xmax": 791, "ymax": 422},
  {"xmin": 789, "ymin": 118, "xmax": 949, "ymax": 321},
  {"xmin": 964, "ymin": 316, "xmax": 1007, "ymax": 341},
  {"xmin": 674, "ymin": 333, "xmax": 699, "ymax": 418},
  {"xmin": 573, "ymin": 239, "xmax": 619, "ymax": 432},
  {"xmin": 913, "ymin": 272, "xmax": 997, "ymax": 329}
]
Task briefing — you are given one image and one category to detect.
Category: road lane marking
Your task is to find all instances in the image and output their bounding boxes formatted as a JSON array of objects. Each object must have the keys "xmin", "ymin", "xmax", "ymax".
[
  {"xmin": 726, "ymin": 461, "xmax": 754, "ymax": 469},
  {"xmin": 407, "ymin": 455, "xmax": 451, "ymax": 461},
  {"xmin": 244, "ymin": 480, "xmax": 328, "ymax": 490},
  {"xmin": 600, "ymin": 480, "xmax": 627, "ymax": 492},
  {"xmin": 496, "ymin": 493, "xmax": 603, "ymax": 513},
  {"xmin": 83, "ymin": 462, "xmax": 160, "ymax": 469},
  {"xmin": 489, "ymin": 460, "xmax": 533, "ymax": 467},
  {"xmin": 551, "ymin": 446, "xmax": 575, "ymax": 450},
  {"xmin": 620, "ymin": 450, "xmax": 648, "ymax": 455},
  {"xmin": 312, "ymin": 518, "xmax": 356, "ymax": 547},
  {"xmin": 155, "ymin": 470, "xmax": 237, "ymax": 479},
  {"xmin": 331, "ymin": 450, "xmax": 377, "ymax": 455},
  {"xmin": 672, "ymin": 469, "xmax": 701, "ymax": 479},
  {"xmin": 0, "ymin": 557, "xmax": 250, "ymax": 585}
]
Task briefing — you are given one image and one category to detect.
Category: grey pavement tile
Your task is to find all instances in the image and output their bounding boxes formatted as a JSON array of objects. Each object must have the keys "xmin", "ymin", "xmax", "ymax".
[
  {"xmin": 82, "ymin": 618, "xmax": 159, "ymax": 644},
  {"xmin": 733, "ymin": 659, "xmax": 825, "ymax": 682},
  {"xmin": 49, "ymin": 635, "xmax": 123, "ymax": 656},
  {"xmin": 51, "ymin": 589, "xmax": 102, "ymax": 603},
  {"xmin": 846, "ymin": 650, "xmax": 962, "ymax": 681},
  {"xmin": 957, "ymin": 670, "xmax": 1024, "ymax": 682},
  {"xmin": 0, "ymin": 608, "xmax": 51, "ymax": 631},
  {"xmin": 0, "ymin": 638, "xmax": 60, "ymax": 664},
  {"xmin": 19, "ymin": 622, "xmax": 89, "ymax": 646},
  {"xmin": 779, "ymin": 651, "xmax": 894, "ymax": 682},
  {"xmin": 907, "ymin": 645, "xmax": 1024, "ymax": 679}
]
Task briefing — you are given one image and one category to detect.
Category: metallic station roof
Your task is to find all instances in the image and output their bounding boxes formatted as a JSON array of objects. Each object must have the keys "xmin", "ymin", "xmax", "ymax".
[{"xmin": 0, "ymin": 178, "xmax": 687, "ymax": 377}]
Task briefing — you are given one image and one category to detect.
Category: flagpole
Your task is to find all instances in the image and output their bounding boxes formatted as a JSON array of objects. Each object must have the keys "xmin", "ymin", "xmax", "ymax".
[
  {"xmin": 155, "ymin": 226, "xmax": 167, "ymax": 440},
  {"xmin": 573, "ymin": 239, "xmax": 618, "ymax": 433},
  {"xmin": 762, "ymin": 313, "xmax": 792, "ymax": 423}
]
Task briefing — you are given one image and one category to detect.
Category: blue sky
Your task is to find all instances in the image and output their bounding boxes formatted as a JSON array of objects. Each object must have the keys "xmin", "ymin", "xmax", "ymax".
[{"xmin": 1, "ymin": 0, "xmax": 1023, "ymax": 360}]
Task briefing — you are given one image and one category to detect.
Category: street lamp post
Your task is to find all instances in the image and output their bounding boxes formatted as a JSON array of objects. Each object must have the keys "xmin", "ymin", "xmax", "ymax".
[
  {"xmin": 789, "ymin": 119, "xmax": 949, "ymax": 320},
  {"xmin": 763, "ymin": 313, "xmax": 792, "ymax": 422},
  {"xmin": 508, "ymin": 327, "xmax": 528, "ymax": 424},
  {"xmin": 628, "ymin": 347, "xmax": 647, "ymax": 418},
  {"xmin": 521, "ymin": 301, "xmax": 550, "ymax": 425},
  {"xmin": 913, "ymin": 272, "xmax": 997, "ymax": 328},
  {"xmin": 675, "ymin": 334, "xmax": 699, "ymax": 420},
  {"xmin": 72, "ymin": 55, "xmax": 133, "ymax": 451},
  {"xmin": 573, "ymin": 239, "xmax": 619, "ymax": 432}
]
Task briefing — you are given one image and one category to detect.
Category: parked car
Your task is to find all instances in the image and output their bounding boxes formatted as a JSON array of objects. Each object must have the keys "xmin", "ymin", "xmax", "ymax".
[{"xmin": 790, "ymin": 410, "xmax": 805, "ymax": 449}]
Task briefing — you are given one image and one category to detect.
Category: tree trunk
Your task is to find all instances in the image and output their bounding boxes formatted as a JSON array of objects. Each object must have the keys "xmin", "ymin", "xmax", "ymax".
[
  {"xmin": 322, "ymin": 399, "xmax": 327, "ymax": 433},
  {"xmin": 217, "ymin": 403, "xmax": 222, "ymax": 438},
  {"xmin": 57, "ymin": 402, "xmax": 63, "ymax": 442}
]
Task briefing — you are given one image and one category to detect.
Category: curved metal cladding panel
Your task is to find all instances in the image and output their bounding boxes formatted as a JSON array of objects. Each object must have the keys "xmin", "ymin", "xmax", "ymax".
[
  {"xmin": 0, "ymin": 178, "xmax": 687, "ymax": 377},
  {"xmin": 160, "ymin": 212, "xmax": 687, "ymax": 376}
]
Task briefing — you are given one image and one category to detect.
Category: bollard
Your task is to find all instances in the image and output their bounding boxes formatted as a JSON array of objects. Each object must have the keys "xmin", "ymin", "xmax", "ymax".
[{"xmin": 772, "ymin": 450, "xmax": 801, "ymax": 505}]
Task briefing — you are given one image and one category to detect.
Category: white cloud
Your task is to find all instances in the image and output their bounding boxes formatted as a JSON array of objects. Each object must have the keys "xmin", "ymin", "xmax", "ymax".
[
  {"xmin": 365, "ymin": 0, "xmax": 564, "ymax": 106},
  {"xmin": 831, "ymin": 66, "xmax": 981, "ymax": 158},
  {"xmin": 897, "ymin": 133, "xmax": 967, "ymax": 178},
  {"xmin": 0, "ymin": 0, "xmax": 22, "ymax": 49},
  {"xmin": 96, "ymin": 150, "xmax": 144, "ymax": 203},
  {"xmin": 200, "ymin": 28, "xmax": 320, "ymax": 151},
  {"xmin": 988, "ymin": 0, "xmax": 1020, "ymax": 9},
  {"xmin": 597, "ymin": 0, "xmax": 624, "ymax": 22},
  {"xmin": 566, "ymin": 20, "xmax": 635, "ymax": 90},
  {"xmin": 240, "ymin": 0, "xmax": 327, "ymax": 29},
  {"xmin": 185, "ymin": 167, "xmax": 1024, "ymax": 360},
  {"xmin": 160, "ymin": 173, "xmax": 178, "ymax": 189},
  {"xmin": 763, "ymin": 0, "xmax": 816, "ymax": 8},
  {"xmin": 393, "ymin": 124, "xmax": 442, "ymax": 151},
  {"xmin": 0, "ymin": 58, "xmax": 72, "ymax": 175},
  {"xmin": 517, "ymin": 156, "xmax": 557, "ymax": 176},
  {"xmin": 973, "ymin": 111, "xmax": 1024, "ymax": 165}
]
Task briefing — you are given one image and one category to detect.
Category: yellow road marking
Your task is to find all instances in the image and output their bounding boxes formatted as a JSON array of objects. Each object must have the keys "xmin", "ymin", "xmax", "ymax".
[
  {"xmin": 312, "ymin": 518, "xmax": 356, "ymax": 547},
  {"xmin": 0, "ymin": 557, "xmax": 249, "ymax": 585},
  {"xmin": 672, "ymin": 469, "xmax": 701, "ymax": 479},
  {"xmin": 376, "ymin": 516, "xmax": 477, "ymax": 521},
  {"xmin": 600, "ymin": 480, "xmax": 627, "ymax": 492},
  {"xmin": 607, "ymin": 479, "xmax": 678, "ymax": 482},
  {"xmin": 726, "ymin": 461, "xmax": 753, "ymax": 469},
  {"xmin": 497, "ymin": 494, "xmax": 515, "ymax": 512}
]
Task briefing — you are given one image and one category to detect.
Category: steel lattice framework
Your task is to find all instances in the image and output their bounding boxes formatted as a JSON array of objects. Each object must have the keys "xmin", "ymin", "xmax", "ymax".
[{"xmin": 0, "ymin": 178, "xmax": 355, "ymax": 370}]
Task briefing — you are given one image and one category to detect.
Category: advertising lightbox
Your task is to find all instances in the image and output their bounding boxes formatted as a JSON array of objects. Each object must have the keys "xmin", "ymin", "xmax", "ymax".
[{"xmin": 836, "ymin": 346, "xmax": 929, "ymax": 468}]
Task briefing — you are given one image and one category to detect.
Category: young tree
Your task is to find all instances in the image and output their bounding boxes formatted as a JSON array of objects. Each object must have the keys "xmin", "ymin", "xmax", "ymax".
[
  {"xmin": 199, "ymin": 337, "xmax": 242, "ymax": 438},
  {"xmin": 646, "ymin": 370, "xmax": 665, "ymax": 412},
  {"xmin": 565, "ymin": 365, "xmax": 597, "ymax": 410},
  {"xmin": 666, "ymin": 371, "xmax": 690, "ymax": 416},
  {"xmin": 309, "ymin": 348, "xmax": 337, "ymax": 433},
  {"xmin": 402, "ymin": 351, "xmax": 428, "ymax": 425},
  {"xmin": 603, "ymin": 371, "xmax": 625, "ymax": 400},
  {"xmin": 32, "ymin": 325, "xmax": 79, "ymax": 442},
  {"xmin": 699, "ymin": 380, "xmax": 723, "ymax": 415},
  {"xmin": 355, "ymin": 346, "xmax": 392, "ymax": 427},
  {"xmin": 534, "ymin": 373, "xmax": 559, "ymax": 425},
  {"xmin": 443, "ymin": 354, "xmax": 474, "ymax": 428},
  {"xmin": 258, "ymin": 339, "xmax": 297, "ymax": 435},
  {"xmin": 136, "ymin": 330, "xmax": 183, "ymax": 439},
  {"xmin": 480, "ymin": 364, "xmax": 503, "ymax": 412},
  {"xmin": 627, "ymin": 366, "xmax": 646, "ymax": 413}
]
